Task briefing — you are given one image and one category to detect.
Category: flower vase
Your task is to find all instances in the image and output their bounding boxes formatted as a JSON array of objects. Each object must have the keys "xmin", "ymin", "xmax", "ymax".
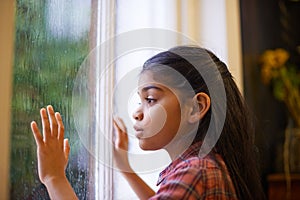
[
  {"xmin": 287, "ymin": 127, "xmax": 300, "ymax": 173},
  {"xmin": 282, "ymin": 121, "xmax": 300, "ymax": 200},
  {"xmin": 284, "ymin": 122, "xmax": 300, "ymax": 174}
]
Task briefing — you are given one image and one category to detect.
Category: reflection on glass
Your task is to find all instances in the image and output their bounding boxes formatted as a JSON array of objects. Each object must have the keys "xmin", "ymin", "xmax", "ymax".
[{"xmin": 10, "ymin": 0, "xmax": 91, "ymax": 199}]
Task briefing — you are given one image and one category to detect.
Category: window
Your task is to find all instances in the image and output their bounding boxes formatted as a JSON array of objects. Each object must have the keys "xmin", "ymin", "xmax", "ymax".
[
  {"xmin": 10, "ymin": 0, "xmax": 92, "ymax": 199},
  {"xmin": 9, "ymin": 0, "xmax": 242, "ymax": 199}
]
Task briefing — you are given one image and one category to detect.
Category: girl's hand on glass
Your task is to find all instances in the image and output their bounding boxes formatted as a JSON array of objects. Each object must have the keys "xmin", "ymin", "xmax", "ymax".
[
  {"xmin": 113, "ymin": 116, "xmax": 132, "ymax": 173},
  {"xmin": 31, "ymin": 105, "xmax": 70, "ymax": 185}
]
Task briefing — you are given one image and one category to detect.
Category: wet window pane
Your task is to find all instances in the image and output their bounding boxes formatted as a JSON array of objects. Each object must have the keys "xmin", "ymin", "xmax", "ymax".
[{"xmin": 10, "ymin": 0, "xmax": 92, "ymax": 199}]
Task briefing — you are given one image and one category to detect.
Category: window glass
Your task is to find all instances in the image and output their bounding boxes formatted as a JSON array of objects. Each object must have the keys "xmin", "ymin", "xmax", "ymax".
[{"xmin": 10, "ymin": 0, "xmax": 92, "ymax": 199}]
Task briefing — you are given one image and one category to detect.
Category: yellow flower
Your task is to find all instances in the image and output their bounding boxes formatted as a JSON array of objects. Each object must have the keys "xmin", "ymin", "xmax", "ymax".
[
  {"xmin": 261, "ymin": 48, "xmax": 289, "ymax": 69},
  {"xmin": 261, "ymin": 50, "xmax": 277, "ymax": 67},
  {"xmin": 274, "ymin": 48, "xmax": 289, "ymax": 67},
  {"xmin": 259, "ymin": 48, "xmax": 300, "ymax": 128},
  {"xmin": 261, "ymin": 65, "xmax": 272, "ymax": 84}
]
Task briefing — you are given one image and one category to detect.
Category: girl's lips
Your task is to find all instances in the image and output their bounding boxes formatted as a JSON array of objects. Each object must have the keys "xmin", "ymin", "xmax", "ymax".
[
  {"xmin": 133, "ymin": 125, "xmax": 143, "ymax": 131},
  {"xmin": 133, "ymin": 125, "xmax": 143, "ymax": 138}
]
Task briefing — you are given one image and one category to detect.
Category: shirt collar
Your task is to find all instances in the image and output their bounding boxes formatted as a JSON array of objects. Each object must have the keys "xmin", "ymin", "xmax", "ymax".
[{"xmin": 156, "ymin": 141, "xmax": 203, "ymax": 186}]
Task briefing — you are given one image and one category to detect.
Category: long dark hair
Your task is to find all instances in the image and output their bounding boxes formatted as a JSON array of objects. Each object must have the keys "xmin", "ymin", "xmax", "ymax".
[{"xmin": 141, "ymin": 46, "xmax": 266, "ymax": 200}]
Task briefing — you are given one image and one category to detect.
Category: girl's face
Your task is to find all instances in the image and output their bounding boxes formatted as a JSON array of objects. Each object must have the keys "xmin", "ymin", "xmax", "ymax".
[{"xmin": 133, "ymin": 71, "xmax": 192, "ymax": 151}]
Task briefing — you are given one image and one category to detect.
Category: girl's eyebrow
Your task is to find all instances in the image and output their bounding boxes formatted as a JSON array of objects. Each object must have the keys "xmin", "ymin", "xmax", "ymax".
[{"xmin": 140, "ymin": 85, "xmax": 163, "ymax": 93}]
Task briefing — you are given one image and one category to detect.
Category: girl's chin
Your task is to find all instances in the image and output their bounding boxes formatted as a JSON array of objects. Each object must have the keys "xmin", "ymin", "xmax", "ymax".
[{"xmin": 138, "ymin": 139, "xmax": 160, "ymax": 151}]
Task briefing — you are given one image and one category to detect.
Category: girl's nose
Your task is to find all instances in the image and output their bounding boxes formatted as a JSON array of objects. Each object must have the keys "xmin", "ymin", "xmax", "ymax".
[{"xmin": 132, "ymin": 110, "xmax": 143, "ymax": 121}]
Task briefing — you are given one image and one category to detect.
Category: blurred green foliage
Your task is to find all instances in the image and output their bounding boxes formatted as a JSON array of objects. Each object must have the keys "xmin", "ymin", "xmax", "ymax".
[{"xmin": 10, "ymin": 0, "xmax": 90, "ymax": 199}]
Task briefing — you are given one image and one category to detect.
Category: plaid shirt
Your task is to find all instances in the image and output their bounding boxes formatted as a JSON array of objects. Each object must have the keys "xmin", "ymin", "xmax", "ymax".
[{"xmin": 149, "ymin": 142, "xmax": 238, "ymax": 200}]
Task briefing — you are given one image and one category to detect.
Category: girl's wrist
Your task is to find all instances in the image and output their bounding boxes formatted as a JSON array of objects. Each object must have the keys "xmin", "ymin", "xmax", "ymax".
[
  {"xmin": 43, "ymin": 175, "xmax": 68, "ymax": 187},
  {"xmin": 119, "ymin": 165, "xmax": 135, "ymax": 176},
  {"xmin": 42, "ymin": 174, "xmax": 78, "ymax": 200}
]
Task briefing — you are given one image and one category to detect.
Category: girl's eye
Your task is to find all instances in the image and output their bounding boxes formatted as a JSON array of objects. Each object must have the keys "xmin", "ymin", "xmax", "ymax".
[{"xmin": 145, "ymin": 97, "xmax": 156, "ymax": 104}]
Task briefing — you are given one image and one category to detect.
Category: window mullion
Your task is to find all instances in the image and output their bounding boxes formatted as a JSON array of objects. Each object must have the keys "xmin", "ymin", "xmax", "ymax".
[{"xmin": 94, "ymin": 0, "xmax": 116, "ymax": 199}]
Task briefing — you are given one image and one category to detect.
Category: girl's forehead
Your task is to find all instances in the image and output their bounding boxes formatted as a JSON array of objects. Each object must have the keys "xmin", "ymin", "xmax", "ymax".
[
  {"xmin": 138, "ymin": 71, "xmax": 154, "ymax": 82},
  {"xmin": 138, "ymin": 72, "xmax": 168, "ymax": 91},
  {"xmin": 137, "ymin": 72, "xmax": 186, "ymax": 101}
]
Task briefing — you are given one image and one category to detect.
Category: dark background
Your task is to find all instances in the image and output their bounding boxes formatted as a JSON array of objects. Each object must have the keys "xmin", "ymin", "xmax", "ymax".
[{"xmin": 240, "ymin": 0, "xmax": 300, "ymax": 194}]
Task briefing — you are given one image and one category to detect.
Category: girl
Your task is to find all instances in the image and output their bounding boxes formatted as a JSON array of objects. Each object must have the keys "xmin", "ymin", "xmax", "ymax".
[{"xmin": 31, "ymin": 46, "xmax": 266, "ymax": 199}]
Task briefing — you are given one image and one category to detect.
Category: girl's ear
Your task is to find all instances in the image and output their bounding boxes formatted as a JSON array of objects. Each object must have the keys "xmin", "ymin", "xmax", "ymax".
[{"xmin": 188, "ymin": 92, "xmax": 211, "ymax": 124}]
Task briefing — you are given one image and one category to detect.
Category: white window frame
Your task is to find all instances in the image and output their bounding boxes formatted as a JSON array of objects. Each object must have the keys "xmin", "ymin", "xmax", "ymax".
[{"xmin": 92, "ymin": 0, "xmax": 116, "ymax": 199}]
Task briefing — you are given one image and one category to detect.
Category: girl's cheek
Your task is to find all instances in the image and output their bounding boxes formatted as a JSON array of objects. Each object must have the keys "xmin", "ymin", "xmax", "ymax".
[{"xmin": 142, "ymin": 104, "xmax": 167, "ymax": 138}]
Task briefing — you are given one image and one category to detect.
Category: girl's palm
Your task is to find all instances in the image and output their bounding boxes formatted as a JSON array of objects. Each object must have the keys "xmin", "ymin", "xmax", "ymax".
[{"xmin": 31, "ymin": 105, "xmax": 70, "ymax": 184}]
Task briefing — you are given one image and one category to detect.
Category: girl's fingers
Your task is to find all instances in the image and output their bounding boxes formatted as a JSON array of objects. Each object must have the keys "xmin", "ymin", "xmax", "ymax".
[
  {"xmin": 113, "ymin": 118, "xmax": 128, "ymax": 140},
  {"xmin": 47, "ymin": 105, "xmax": 58, "ymax": 138},
  {"xmin": 113, "ymin": 117, "xmax": 128, "ymax": 151},
  {"xmin": 31, "ymin": 121, "xmax": 43, "ymax": 147},
  {"xmin": 37, "ymin": 106, "xmax": 64, "ymax": 144},
  {"xmin": 113, "ymin": 116, "xmax": 127, "ymax": 133},
  {"xmin": 64, "ymin": 138, "xmax": 70, "ymax": 160},
  {"xmin": 40, "ymin": 108, "xmax": 51, "ymax": 142},
  {"xmin": 55, "ymin": 112, "xmax": 65, "ymax": 146},
  {"xmin": 113, "ymin": 120, "xmax": 122, "ymax": 146},
  {"xmin": 113, "ymin": 119, "xmax": 122, "ymax": 133}
]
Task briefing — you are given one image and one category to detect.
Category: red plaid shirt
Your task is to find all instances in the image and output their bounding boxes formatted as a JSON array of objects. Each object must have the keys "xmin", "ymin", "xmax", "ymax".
[{"xmin": 149, "ymin": 142, "xmax": 238, "ymax": 200}]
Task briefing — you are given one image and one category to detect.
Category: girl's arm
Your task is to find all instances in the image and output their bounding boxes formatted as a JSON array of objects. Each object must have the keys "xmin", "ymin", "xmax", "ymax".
[
  {"xmin": 31, "ymin": 105, "xmax": 78, "ymax": 200},
  {"xmin": 113, "ymin": 117, "xmax": 155, "ymax": 200},
  {"xmin": 120, "ymin": 171, "xmax": 156, "ymax": 200}
]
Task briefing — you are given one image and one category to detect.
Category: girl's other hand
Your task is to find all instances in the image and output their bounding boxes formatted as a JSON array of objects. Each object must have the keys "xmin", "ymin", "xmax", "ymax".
[
  {"xmin": 113, "ymin": 116, "xmax": 132, "ymax": 173},
  {"xmin": 31, "ymin": 105, "xmax": 70, "ymax": 185}
]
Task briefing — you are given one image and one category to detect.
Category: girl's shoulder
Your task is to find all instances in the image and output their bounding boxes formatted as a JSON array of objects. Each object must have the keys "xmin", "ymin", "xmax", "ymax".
[
  {"xmin": 175, "ymin": 152, "xmax": 224, "ymax": 171},
  {"xmin": 155, "ymin": 153, "xmax": 238, "ymax": 200},
  {"xmin": 158, "ymin": 151, "xmax": 227, "ymax": 186}
]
